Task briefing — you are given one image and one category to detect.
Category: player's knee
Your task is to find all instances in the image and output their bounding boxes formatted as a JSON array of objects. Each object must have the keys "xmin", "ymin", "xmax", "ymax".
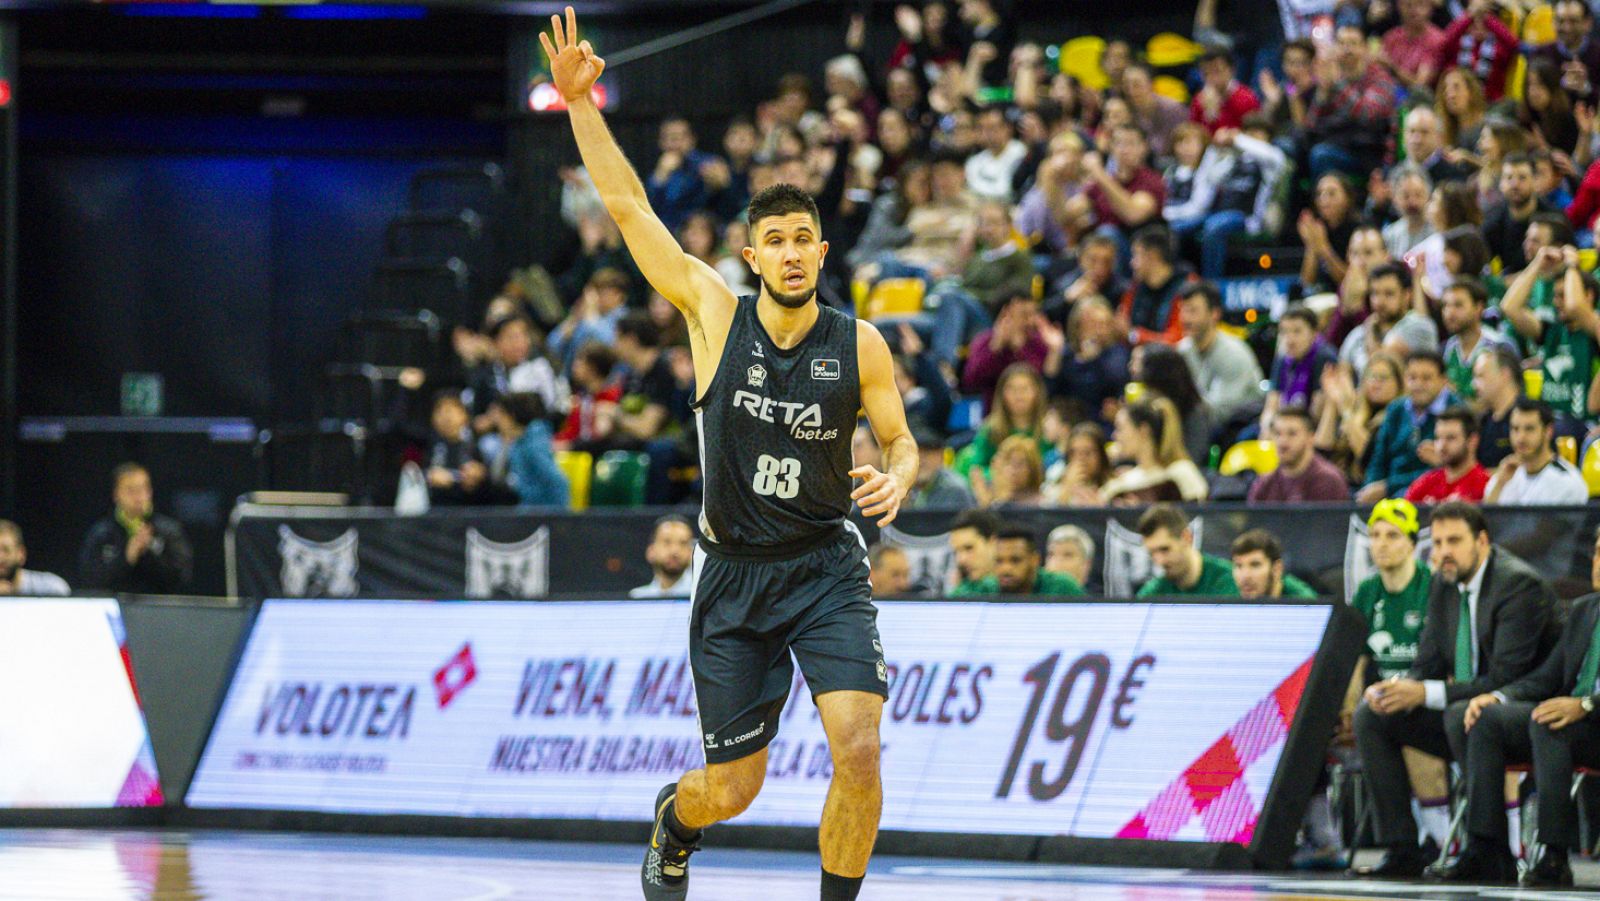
[
  {"xmin": 829, "ymin": 731, "xmax": 881, "ymax": 783},
  {"xmin": 707, "ymin": 761, "xmax": 765, "ymax": 816}
]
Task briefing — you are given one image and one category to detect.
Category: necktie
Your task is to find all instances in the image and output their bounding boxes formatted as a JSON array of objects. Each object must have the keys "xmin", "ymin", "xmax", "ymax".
[
  {"xmin": 1454, "ymin": 589, "xmax": 1474, "ymax": 683},
  {"xmin": 1574, "ymin": 612, "xmax": 1600, "ymax": 697}
]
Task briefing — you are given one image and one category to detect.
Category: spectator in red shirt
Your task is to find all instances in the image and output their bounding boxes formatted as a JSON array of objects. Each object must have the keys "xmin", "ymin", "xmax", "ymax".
[
  {"xmin": 1248, "ymin": 408, "xmax": 1352, "ymax": 503},
  {"xmin": 1436, "ymin": 0, "xmax": 1521, "ymax": 102},
  {"xmin": 961, "ymin": 293, "xmax": 1050, "ymax": 411},
  {"xmin": 1383, "ymin": 0, "xmax": 1446, "ymax": 90},
  {"xmin": 1307, "ymin": 27, "xmax": 1400, "ymax": 180},
  {"xmin": 1404, "ymin": 406, "xmax": 1489, "ymax": 502},
  {"xmin": 1191, "ymin": 46, "xmax": 1260, "ymax": 135},
  {"xmin": 555, "ymin": 342, "xmax": 624, "ymax": 450},
  {"xmin": 1077, "ymin": 124, "xmax": 1164, "ymax": 267}
]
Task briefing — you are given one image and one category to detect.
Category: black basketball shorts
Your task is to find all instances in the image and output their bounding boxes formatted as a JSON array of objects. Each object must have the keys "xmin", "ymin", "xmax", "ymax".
[{"xmin": 689, "ymin": 524, "xmax": 889, "ymax": 765}]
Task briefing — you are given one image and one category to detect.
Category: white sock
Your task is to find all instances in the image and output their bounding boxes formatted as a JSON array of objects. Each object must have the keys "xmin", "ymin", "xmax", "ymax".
[
  {"xmin": 1417, "ymin": 802, "xmax": 1451, "ymax": 850},
  {"xmin": 1306, "ymin": 793, "xmax": 1340, "ymax": 848},
  {"xmin": 1507, "ymin": 804, "xmax": 1522, "ymax": 858}
]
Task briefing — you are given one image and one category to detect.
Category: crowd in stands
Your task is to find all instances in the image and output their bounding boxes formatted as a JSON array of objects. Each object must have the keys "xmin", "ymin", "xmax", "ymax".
[{"xmin": 382, "ymin": 0, "xmax": 1600, "ymax": 517}]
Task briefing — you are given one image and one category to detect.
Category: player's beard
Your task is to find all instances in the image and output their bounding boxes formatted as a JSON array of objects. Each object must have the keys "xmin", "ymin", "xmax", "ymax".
[{"xmin": 760, "ymin": 268, "xmax": 817, "ymax": 309}]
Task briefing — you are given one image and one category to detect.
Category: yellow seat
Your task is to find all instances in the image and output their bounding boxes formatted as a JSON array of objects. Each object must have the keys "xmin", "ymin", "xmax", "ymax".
[
  {"xmin": 1146, "ymin": 32, "xmax": 1205, "ymax": 69},
  {"xmin": 862, "ymin": 277, "xmax": 925, "ymax": 321},
  {"xmin": 554, "ymin": 449, "xmax": 592, "ymax": 511},
  {"xmin": 1059, "ymin": 36, "xmax": 1109, "ymax": 91},
  {"xmin": 1525, "ymin": 368, "xmax": 1545, "ymax": 400},
  {"xmin": 1219, "ymin": 439, "xmax": 1279, "ymax": 477},
  {"xmin": 1523, "ymin": 3, "xmax": 1555, "ymax": 44},
  {"xmin": 1559, "ymin": 435, "xmax": 1579, "ymax": 465},
  {"xmin": 1582, "ymin": 248, "xmax": 1597, "ymax": 271},
  {"xmin": 1153, "ymin": 75, "xmax": 1190, "ymax": 105},
  {"xmin": 1584, "ymin": 441, "xmax": 1600, "ymax": 498}
]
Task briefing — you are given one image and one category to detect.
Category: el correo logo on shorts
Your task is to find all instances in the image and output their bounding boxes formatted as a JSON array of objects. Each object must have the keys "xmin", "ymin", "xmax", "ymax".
[{"xmin": 811, "ymin": 359, "xmax": 840, "ymax": 380}]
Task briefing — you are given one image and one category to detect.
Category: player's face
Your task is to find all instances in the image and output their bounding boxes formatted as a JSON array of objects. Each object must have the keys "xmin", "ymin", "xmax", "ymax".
[
  {"xmin": 744, "ymin": 212, "xmax": 829, "ymax": 309},
  {"xmin": 1142, "ymin": 528, "xmax": 1192, "ymax": 583},
  {"xmin": 1510, "ymin": 409, "xmax": 1550, "ymax": 460},
  {"xmin": 646, "ymin": 522, "xmax": 694, "ymax": 579},
  {"xmin": 0, "ymin": 531, "xmax": 22, "ymax": 582},
  {"xmin": 1232, "ymin": 551, "xmax": 1278, "ymax": 599},
  {"xmin": 949, "ymin": 527, "xmax": 995, "ymax": 581},
  {"xmin": 870, "ymin": 550, "xmax": 911, "ymax": 595},
  {"xmin": 1045, "ymin": 540, "xmax": 1088, "ymax": 585},
  {"xmin": 1590, "ymin": 531, "xmax": 1600, "ymax": 591},
  {"xmin": 1430, "ymin": 518, "xmax": 1486, "ymax": 584},
  {"xmin": 114, "ymin": 470, "xmax": 153, "ymax": 519},
  {"xmin": 993, "ymin": 539, "xmax": 1037, "ymax": 593},
  {"xmin": 1368, "ymin": 520, "xmax": 1414, "ymax": 571}
]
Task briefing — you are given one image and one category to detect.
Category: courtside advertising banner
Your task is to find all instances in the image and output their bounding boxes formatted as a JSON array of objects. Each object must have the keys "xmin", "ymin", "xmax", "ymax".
[
  {"xmin": 0, "ymin": 599, "xmax": 163, "ymax": 807},
  {"xmin": 188, "ymin": 599, "xmax": 1330, "ymax": 843}
]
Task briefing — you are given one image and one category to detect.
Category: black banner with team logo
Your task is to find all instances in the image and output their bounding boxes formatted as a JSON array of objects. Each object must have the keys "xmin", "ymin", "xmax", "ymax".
[{"xmin": 229, "ymin": 503, "xmax": 1600, "ymax": 601}]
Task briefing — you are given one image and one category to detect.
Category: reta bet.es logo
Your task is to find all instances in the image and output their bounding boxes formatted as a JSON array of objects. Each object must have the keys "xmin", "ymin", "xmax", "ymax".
[{"xmin": 731, "ymin": 390, "xmax": 839, "ymax": 440}]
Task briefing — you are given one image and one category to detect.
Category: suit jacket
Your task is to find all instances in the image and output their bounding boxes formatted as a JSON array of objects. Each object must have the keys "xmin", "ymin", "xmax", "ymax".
[
  {"xmin": 1406, "ymin": 546, "xmax": 1557, "ymax": 704},
  {"xmin": 1501, "ymin": 593, "xmax": 1600, "ymax": 703}
]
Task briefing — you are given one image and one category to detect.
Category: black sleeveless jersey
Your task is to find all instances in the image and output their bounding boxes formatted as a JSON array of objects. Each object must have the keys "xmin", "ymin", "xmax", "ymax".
[{"xmin": 692, "ymin": 295, "xmax": 860, "ymax": 551}]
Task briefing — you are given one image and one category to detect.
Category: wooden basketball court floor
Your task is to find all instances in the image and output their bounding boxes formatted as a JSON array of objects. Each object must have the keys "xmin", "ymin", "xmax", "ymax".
[{"xmin": 2, "ymin": 829, "xmax": 1598, "ymax": 901}]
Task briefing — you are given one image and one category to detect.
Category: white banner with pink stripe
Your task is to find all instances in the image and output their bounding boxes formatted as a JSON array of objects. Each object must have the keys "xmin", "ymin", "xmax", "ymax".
[{"xmin": 187, "ymin": 599, "xmax": 1330, "ymax": 843}]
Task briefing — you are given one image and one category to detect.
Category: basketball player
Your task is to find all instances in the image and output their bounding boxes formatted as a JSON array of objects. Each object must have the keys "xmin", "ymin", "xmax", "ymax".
[{"xmin": 542, "ymin": 11, "xmax": 917, "ymax": 901}]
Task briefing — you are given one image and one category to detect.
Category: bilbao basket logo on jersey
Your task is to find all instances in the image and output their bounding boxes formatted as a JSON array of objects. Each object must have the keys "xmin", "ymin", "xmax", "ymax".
[
  {"xmin": 277, "ymin": 526, "xmax": 359, "ymax": 597},
  {"xmin": 747, "ymin": 364, "xmax": 767, "ymax": 388},
  {"xmin": 466, "ymin": 527, "xmax": 550, "ymax": 598},
  {"xmin": 731, "ymin": 389, "xmax": 839, "ymax": 440},
  {"xmin": 1103, "ymin": 517, "xmax": 1203, "ymax": 598}
]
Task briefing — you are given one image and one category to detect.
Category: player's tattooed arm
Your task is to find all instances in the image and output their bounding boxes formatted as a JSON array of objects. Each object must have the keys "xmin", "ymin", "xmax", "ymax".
[
  {"xmin": 852, "ymin": 320, "xmax": 918, "ymax": 526},
  {"xmin": 542, "ymin": 6, "xmax": 733, "ymax": 324}
]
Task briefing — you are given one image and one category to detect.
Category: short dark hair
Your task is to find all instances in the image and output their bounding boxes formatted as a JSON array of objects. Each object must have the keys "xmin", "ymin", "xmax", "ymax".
[
  {"xmin": 1529, "ymin": 211, "xmax": 1578, "ymax": 247},
  {"xmin": 1512, "ymin": 395, "xmax": 1556, "ymax": 428},
  {"xmin": 869, "ymin": 542, "xmax": 907, "ymax": 567},
  {"xmin": 1502, "ymin": 151, "xmax": 1535, "ymax": 171},
  {"xmin": 1484, "ymin": 345, "xmax": 1522, "ymax": 380},
  {"xmin": 1431, "ymin": 500, "xmax": 1490, "ymax": 541},
  {"xmin": 575, "ymin": 341, "xmax": 618, "ymax": 379},
  {"xmin": 1284, "ymin": 39, "xmax": 1315, "ymax": 60},
  {"xmin": 1405, "ymin": 348, "xmax": 1446, "ymax": 374},
  {"xmin": 498, "ymin": 391, "xmax": 547, "ymax": 426},
  {"xmin": 1131, "ymin": 224, "xmax": 1173, "ymax": 262},
  {"xmin": 950, "ymin": 509, "xmax": 1001, "ymax": 539},
  {"xmin": 651, "ymin": 513, "xmax": 693, "ymax": 541},
  {"xmin": 112, "ymin": 462, "xmax": 147, "ymax": 490},
  {"xmin": 1446, "ymin": 276, "xmax": 1488, "ymax": 309},
  {"xmin": 1199, "ymin": 44, "xmax": 1234, "ymax": 66},
  {"xmin": 487, "ymin": 315, "xmax": 533, "ymax": 341},
  {"xmin": 615, "ymin": 311, "xmax": 660, "ymax": 348},
  {"xmin": 1180, "ymin": 280, "xmax": 1224, "ymax": 313},
  {"xmin": 1369, "ymin": 261, "xmax": 1413, "ymax": 290},
  {"xmin": 1230, "ymin": 528, "xmax": 1282, "ymax": 564},
  {"xmin": 1273, "ymin": 407, "xmax": 1316, "ymax": 431},
  {"xmin": 996, "ymin": 525, "xmax": 1040, "ymax": 551},
  {"xmin": 1081, "ymin": 232, "xmax": 1119, "ymax": 254},
  {"xmin": 1281, "ymin": 305, "xmax": 1318, "ymax": 332},
  {"xmin": 746, "ymin": 182, "xmax": 820, "ymax": 234},
  {"xmin": 1436, "ymin": 404, "xmax": 1479, "ymax": 437},
  {"xmin": 1136, "ymin": 503, "xmax": 1188, "ymax": 539}
]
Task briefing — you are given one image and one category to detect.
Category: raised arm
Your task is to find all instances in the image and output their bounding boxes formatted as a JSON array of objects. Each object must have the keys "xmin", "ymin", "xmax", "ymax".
[
  {"xmin": 852, "ymin": 320, "xmax": 918, "ymax": 526},
  {"xmin": 1500, "ymin": 246, "xmax": 1557, "ymax": 342},
  {"xmin": 542, "ymin": 8, "xmax": 733, "ymax": 323}
]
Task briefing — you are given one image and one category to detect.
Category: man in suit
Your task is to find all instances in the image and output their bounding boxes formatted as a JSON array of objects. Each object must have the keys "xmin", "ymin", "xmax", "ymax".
[
  {"xmin": 1448, "ymin": 525, "xmax": 1600, "ymax": 887},
  {"xmin": 1350, "ymin": 501, "xmax": 1556, "ymax": 878}
]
